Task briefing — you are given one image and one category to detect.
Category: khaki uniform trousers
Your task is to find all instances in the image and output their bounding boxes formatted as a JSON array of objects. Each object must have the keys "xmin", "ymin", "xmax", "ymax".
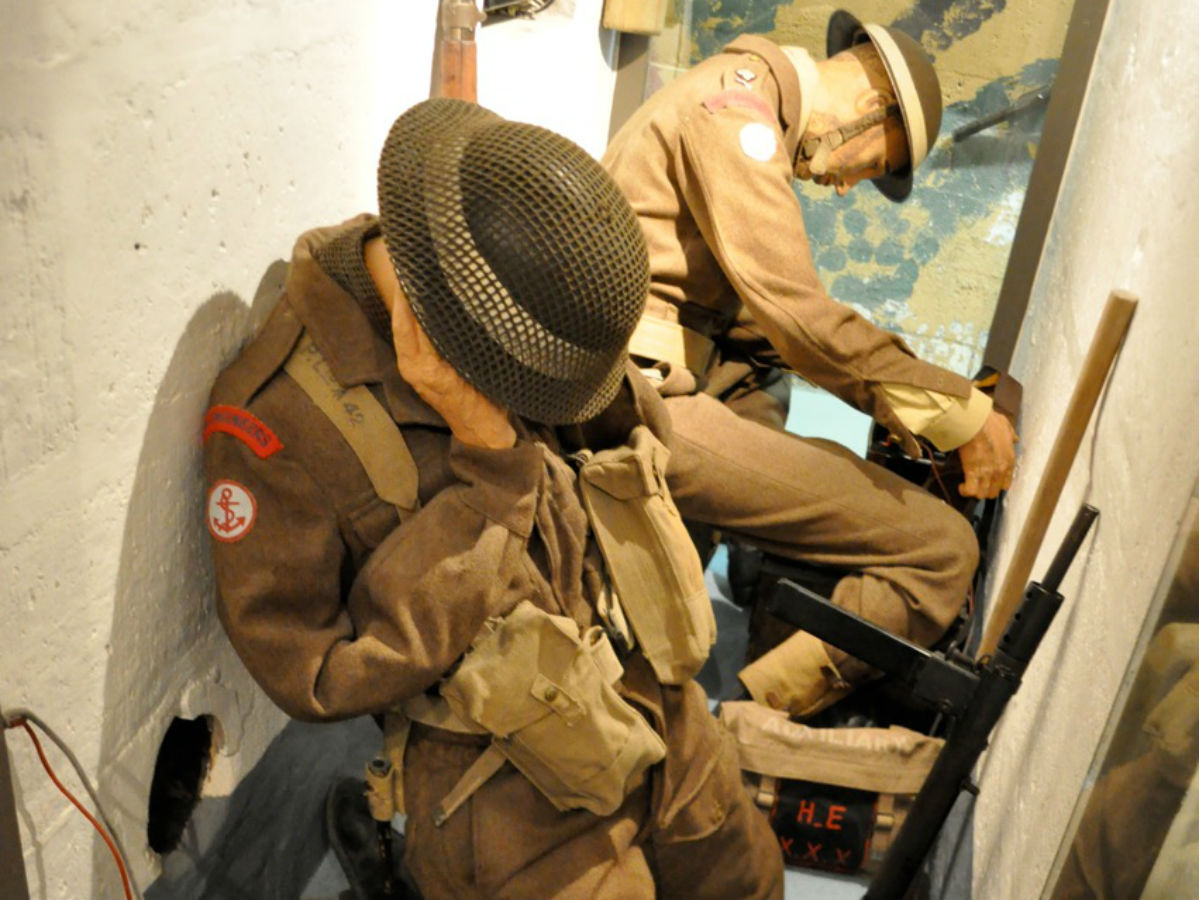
[
  {"xmin": 402, "ymin": 678, "xmax": 783, "ymax": 900},
  {"xmin": 660, "ymin": 384, "xmax": 979, "ymax": 716}
]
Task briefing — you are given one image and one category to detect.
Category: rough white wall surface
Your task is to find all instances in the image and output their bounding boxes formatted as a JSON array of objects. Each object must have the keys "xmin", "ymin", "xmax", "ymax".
[
  {"xmin": 972, "ymin": 0, "xmax": 1199, "ymax": 896},
  {"xmin": 0, "ymin": 2, "xmax": 616, "ymax": 897},
  {"xmin": 478, "ymin": 0, "xmax": 619, "ymax": 158}
]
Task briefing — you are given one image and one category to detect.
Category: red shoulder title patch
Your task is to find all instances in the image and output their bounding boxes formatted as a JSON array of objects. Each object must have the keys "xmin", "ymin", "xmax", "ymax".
[
  {"xmin": 701, "ymin": 89, "xmax": 775, "ymax": 123},
  {"xmin": 203, "ymin": 405, "xmax": 284, "ymax": 459}
]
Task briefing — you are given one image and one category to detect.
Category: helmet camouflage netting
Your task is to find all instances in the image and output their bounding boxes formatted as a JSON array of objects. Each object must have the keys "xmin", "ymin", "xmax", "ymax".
[{"xmin": 378, "ymin": 98, "xmax": 649, "ymax": 424}]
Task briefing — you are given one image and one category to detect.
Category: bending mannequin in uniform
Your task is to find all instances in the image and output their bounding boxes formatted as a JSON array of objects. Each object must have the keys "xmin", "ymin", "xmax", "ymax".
[
  {"xmin": 204, "ymin": 99, "xmax": 782, "ymax": 900},
  {"xmin": 603, "ymin": 10, "xmax": 1019, "ymax": 717}
]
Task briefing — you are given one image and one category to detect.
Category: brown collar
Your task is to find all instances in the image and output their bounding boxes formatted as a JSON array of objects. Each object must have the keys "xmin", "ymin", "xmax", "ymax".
[
  {"xmin": 284, "ymin": 218, "xmax": 650, "ymax": 438},
  {"xmin": 723, "ymin": 35, "xmax": 806, "ymax": 161},
  {"xmin": 286, "ymin": 217, "xmax": 446, "ymax": 427}
]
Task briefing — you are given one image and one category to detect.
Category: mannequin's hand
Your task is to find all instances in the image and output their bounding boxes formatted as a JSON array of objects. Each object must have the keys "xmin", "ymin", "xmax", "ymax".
[
  {"xmin": 390, "ymin": 285, "xmax": 516, "ymax": 449},
  {"xmin": 957, "ymin": 410, "xmax": 1018, "ymax": 499}
]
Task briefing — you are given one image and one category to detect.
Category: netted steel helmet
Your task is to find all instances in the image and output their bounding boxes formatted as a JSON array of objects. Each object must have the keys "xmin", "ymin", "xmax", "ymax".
[
  {"xmin": 827, "ymin": 10, "xmax": 943, "ymax": 201},
  {"xmin": 377, "ymin": 98, "xmax": 649, "ymax": 425}
]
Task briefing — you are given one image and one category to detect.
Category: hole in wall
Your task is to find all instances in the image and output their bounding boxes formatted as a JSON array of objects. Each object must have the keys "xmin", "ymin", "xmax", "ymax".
[{"xmin": 146, "ymin": 714, "xmax": 217, "ymax": 854}]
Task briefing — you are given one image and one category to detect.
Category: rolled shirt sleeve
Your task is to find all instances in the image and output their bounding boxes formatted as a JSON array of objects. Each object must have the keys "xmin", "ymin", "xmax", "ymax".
[{"xmin": 880, "ymin": 384, "xmax": 993, "ymax": 452}]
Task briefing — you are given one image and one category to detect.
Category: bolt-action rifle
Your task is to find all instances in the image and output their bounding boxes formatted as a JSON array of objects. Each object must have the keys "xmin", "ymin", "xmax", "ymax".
[{"xmin": 433, "ymin": 0, "xmax": 485, "ymax": 102}]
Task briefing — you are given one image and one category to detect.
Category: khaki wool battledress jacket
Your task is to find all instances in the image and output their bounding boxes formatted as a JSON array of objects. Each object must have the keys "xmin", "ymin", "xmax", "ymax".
[
  {"xmin": 203, "ymin": 217, "xmax": 783, "ymax": 899},
  {"xmin": 602, "ymin": 36, "xmax": 983, "ymax": 719},
  {"xmin": 603, "ymin": 35, "xmax": 974, "ymax": 457}
]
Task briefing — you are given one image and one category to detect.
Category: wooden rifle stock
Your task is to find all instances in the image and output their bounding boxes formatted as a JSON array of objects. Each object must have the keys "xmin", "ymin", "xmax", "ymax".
[{"xmin": 435, "ymin": 0, "xmax": 484, "ymax": 102}]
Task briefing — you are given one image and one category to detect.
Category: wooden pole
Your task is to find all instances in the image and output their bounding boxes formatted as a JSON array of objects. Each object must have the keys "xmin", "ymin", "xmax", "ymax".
[{"xmin": 979, "ymin": 290, "xmax": 1138, "ymax": 656}]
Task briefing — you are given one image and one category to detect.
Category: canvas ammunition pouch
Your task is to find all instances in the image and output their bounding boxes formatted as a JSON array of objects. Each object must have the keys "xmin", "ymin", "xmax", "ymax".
[
  {"xmin": 440, "ymin": 600, "xmax": 666, "ymax": 817},
  {"xmin": 739, "ymin": 628, "xmax": 854, "ymax": 718},
  {"xmin": 364, "ymin": 601, "xmax": 668, "ymax": 826},
  {"xmin": 575, "ymin": 425, "xmax": 715, "ymax": 684},
  {"xmin": 720, "ymin": 701, "xmax": 943, "ymax": 875}
]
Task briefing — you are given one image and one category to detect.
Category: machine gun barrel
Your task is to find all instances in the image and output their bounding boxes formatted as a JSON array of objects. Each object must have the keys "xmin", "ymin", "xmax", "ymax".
[{"xmin": 1042, "ymin": 504, "xmax": 1099, "ymax": 593}]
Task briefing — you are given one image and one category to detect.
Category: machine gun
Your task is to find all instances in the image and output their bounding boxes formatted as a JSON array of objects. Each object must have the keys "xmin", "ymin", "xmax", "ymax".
[{"xmin": 765, "ymin": 502, "xmax": 1099, "ymax": 899}]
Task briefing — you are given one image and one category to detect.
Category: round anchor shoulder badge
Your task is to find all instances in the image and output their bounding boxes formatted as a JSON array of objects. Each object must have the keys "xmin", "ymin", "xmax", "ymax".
[{"xmin": 208, "ymin": 479, "xmax": 257, "ymax": 543}]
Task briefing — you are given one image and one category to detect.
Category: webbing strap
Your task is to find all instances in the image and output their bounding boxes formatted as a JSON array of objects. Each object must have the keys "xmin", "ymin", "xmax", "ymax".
[
  {"xmin": 365, "ymin": 712, "xmax": 412, "ymax": 821},
  {"xmin": 365, "ymin": 695, "xmax": 494, "ymax": 826},
  {"xmin": 798, "ymin": 104, "xmax": 901, "ymax": 176},
  {"xmin": 875, "ymin": 792, "xmax": 897, "ymax": 830},
  {"xmin": 433, "ymin": 744, "xmax": 507, "ymax": 826},
  {"xmin": 584, "ymin": 626, "xmax": 625, "ymax": 685},
  {"xmin": 401, "ymin": 693, "xmax": 503, "ymax": 827},
  {"xmin": 628, "ymin": 315, "xmax": 715, "ymax": 375},
  {"xmin": 284, "ymin": 331, "xmax": 419, "ymax": 517}
]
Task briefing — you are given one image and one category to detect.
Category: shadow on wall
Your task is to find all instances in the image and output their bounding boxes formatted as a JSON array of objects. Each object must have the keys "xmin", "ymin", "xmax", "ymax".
[{"xmin": 87, "ymin": 262, "xmax": 288, "ymax": 898}]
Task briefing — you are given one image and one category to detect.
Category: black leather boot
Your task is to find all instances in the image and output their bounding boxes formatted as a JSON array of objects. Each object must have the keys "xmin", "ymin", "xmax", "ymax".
[{"xmin": 324, "ymin": 777, "xmax": 421, "ymax": 900}]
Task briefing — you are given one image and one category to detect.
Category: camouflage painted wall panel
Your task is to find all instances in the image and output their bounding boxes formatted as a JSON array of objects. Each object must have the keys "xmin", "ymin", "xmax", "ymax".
[{"xmin": 646, "ymin": 0, "xmax": 1072, "ymax": 375}]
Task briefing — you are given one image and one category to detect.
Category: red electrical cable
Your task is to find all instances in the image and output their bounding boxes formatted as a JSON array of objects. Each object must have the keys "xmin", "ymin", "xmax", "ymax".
[{"xmin": 11, "ymin": 719, "xmax": 134, "ymax": 900}]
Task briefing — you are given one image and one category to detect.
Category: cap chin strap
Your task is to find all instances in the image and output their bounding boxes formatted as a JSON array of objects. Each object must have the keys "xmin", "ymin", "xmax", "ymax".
[{"xmin": 798, "ymin": 103, "xmax": 900, "ymax": 176}]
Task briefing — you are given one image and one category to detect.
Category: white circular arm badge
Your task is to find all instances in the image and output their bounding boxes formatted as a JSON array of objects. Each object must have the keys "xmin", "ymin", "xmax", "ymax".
[
  {"xmin": 208, "ymin": 479, "xmax": 257, "ymax": 543},
  {"xmin": 739, "ymin": 122, "xmax": 777, "ymax": 162}
]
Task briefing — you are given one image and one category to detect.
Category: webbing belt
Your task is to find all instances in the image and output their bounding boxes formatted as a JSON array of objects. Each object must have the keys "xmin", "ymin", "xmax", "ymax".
[
  {"xmin": 405, "ymin": 692, "xmax": 487, "ymax": 735},
  {"xmin": 627, "ymin": 315, "xmax": 715, "ymax": 375}
]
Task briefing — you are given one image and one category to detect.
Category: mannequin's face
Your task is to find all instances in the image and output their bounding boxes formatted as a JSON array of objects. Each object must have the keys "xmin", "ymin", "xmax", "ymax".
[{"xmin": 795, "ymin": 45, "xmax": 909, "ymax": 195}]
